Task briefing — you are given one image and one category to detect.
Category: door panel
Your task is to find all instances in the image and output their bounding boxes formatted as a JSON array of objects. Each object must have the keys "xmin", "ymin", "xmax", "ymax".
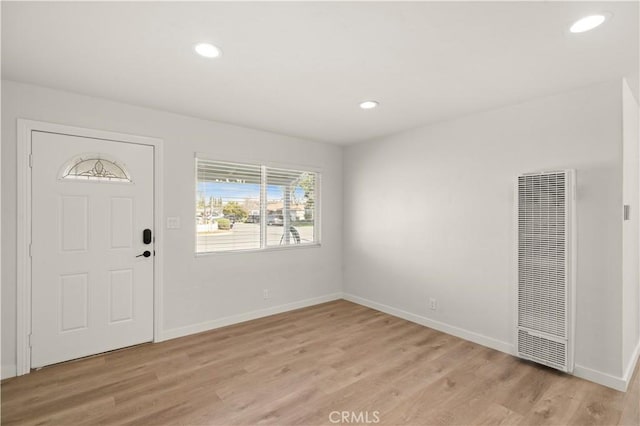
[
  {"xmin": 59, "ymin": 196, "xmax": 88, "ymax": 251},
  {"xmin": 31, "ymin": 131, "xmax": 154, "ymax": 368},
  {"xmin": 110, "ymin": 197, "xmax": 134, "ymax": 249},
  {"xmin": 59, "ymin": 273, "xmax": 88, "ymax": 332}
]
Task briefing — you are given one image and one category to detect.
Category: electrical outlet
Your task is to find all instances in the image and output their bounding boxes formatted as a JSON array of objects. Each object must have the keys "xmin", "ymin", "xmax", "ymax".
[
  {"xmin": 263, "ymin": 289, "xmax": 269, "ymax": 300},
  {"xmin": 429, "ymin": 298, "xmax": 438, "ymax": 311}
]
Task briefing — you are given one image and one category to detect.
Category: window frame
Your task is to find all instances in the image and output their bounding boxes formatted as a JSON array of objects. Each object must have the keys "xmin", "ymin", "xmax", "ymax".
[{"xmin": 195, "ymin": 155, "xmax": 321, "ymax": 255}]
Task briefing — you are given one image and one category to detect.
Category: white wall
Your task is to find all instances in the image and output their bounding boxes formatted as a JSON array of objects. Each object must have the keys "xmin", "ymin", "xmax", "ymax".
[
  {"xmin": 2, "ymin": 78, "xmax": 635, "ymax": 389},
  {"xmin": 344, "ymin": 80, "xmax": 625, "ymax": 378},
  {"xmin": 1, "ymin": 80, "xmax": 343, "ymax": 378},
  {"xmin": 622, "ymin": 78, "xmax": 640, "ymax": 376}
]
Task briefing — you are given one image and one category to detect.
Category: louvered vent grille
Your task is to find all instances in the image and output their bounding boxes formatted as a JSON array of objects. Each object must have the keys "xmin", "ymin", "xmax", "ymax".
[
  {"xmin": 517, "ymin": 170, "xmax": 573, "ymax": 373},
  {"xmin": 517, "ymin": 330, "xmax": 567, "ymax": 369},
  {"xmin": 518, "ymin": 173, "xmax": 566, "ymax": 337}
]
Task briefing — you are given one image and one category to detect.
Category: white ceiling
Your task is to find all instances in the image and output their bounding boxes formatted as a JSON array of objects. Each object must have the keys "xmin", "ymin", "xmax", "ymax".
[{"xmin": 2, "ymin": 1, "xmax": 638, "ymax": 145}]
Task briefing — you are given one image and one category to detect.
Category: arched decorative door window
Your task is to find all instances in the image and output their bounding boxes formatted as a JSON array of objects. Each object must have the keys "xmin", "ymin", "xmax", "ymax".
[{"xmin": 59, "ymin": 154, "xmax": 132, "ymax": 183}]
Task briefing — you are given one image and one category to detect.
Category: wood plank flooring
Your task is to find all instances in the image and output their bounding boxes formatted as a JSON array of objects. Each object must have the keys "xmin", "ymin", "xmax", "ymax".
[{"xmin": 2, "ymin": 300, "xmax": 638, "ymax": 425}]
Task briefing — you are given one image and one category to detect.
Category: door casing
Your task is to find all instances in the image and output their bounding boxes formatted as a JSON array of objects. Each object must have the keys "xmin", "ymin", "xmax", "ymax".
[{"xmin": 16, "ymin": 119, "xmax": 164, "ymax": 375}]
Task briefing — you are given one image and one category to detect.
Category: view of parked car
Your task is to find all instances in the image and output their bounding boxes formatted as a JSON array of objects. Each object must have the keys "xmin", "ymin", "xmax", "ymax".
[
  {"xmin": 267, "ymin": 214, "xmax": 284, "ymax": 226},
  {"xmin": 245, "ymin": 214, "xmax": 260, "ymax": 224}
]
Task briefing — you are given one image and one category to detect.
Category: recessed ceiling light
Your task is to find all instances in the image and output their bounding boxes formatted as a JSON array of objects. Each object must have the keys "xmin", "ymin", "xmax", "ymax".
[
  {"xmin": 194, "ymin": 43, "xmax": 222, "ymax": 58},
  {"xmin": 569, "ymin": 14, "xmax": 608, "ymax": 33},
  {"xmin": 359, "ymin": 101, "xmax": 379, "ymax": 110}
]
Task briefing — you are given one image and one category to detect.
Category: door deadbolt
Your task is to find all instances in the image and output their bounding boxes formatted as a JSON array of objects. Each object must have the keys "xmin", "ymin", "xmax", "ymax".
[{"xmin": 143, "ymin": 229, "xmax": 152, "ymax": 244}]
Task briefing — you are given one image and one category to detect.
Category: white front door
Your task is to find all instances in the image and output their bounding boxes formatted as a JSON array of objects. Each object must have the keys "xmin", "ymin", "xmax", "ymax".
[{"xmin": 31, "ymin": 131, "xmax": 154, "ymax": 368}]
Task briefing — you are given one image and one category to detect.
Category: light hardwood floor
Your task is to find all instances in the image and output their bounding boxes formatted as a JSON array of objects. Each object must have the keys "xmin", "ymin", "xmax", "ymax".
[{"xmin": 2, "ymin": 300, "xmax": 638, "ymax": 425}]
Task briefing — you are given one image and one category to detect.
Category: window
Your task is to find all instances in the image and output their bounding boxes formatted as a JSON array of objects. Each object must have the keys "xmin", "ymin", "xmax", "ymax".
[
  {"xmin": 60, "ymin": 154, "xmax": 132, "ymax": 183},
  {"xmin": 196, "ymin": 158, "xmax": 318, "ymax": 253}
]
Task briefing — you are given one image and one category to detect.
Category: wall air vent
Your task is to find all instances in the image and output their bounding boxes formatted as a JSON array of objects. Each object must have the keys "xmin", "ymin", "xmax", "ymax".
[{"xmin": 517, "ymin": 170, "xmax": 576, "ymax": 372}]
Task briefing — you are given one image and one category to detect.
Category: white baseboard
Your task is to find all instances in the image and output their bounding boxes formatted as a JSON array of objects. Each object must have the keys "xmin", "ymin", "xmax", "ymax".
[
  {"xmin": 343, "ymin": 292, "xmax": 638, "ymax": 392},
  {"xmin": 7, "ymin": 290, "xmax": 637, "ymax": 393},
  {"xmin": 572, "ymin": 337, "xmax": 639, "ymax": 392},
  {"xmin": 160, "ymin": 292, "xmax": 343, "ymax": 341},
  {"xmin": 622, "ymin": 339, "xmax": 640, "ymax": 390},
  {"xmin": 342, "ymin": 293, "xmax": 514, "ymax": 355},
  {"xmin": 573, "ymin": 364, "xmax": 628, "ymax": 392},
  {"xmin": 2, "ymin": 364, "xmax": 17, "ymax": 380}
]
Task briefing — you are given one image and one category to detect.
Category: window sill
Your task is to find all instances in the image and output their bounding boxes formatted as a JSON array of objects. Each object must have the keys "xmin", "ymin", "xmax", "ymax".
[{"xmin": 195, "ymin": 242, "xmax": 322, "ymax": 257}]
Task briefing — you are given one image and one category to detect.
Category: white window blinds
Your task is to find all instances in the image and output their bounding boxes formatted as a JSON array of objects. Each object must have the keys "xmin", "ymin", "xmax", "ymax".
[
  {"xmin": 266, "ymin": 167, "xmax": 316, "ymax": 247},
  {"xmin": 196, "ymin": 158, "xmax": 318, "ymax": 253}
]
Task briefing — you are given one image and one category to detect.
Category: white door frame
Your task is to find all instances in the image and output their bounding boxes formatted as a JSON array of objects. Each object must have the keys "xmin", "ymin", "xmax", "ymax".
[{"xmin": 16, "ymin": 119, "xmax": 164, "ymax": 376}]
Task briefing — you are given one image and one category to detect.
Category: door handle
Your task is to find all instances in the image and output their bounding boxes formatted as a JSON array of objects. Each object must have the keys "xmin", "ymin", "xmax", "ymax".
[
  {"xmin": 136, "ymin": 251, "xmax": 151, "ymax": 258},
  {"xmin": 143, "ymin": 229, "xmax": 152, "ymax": 245}
]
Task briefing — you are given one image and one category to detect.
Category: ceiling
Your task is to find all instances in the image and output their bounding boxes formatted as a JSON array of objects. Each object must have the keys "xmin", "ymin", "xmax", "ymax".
[{"xmin": 2, "ymin": 1, "xmax": 638, "ymax": 145}]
